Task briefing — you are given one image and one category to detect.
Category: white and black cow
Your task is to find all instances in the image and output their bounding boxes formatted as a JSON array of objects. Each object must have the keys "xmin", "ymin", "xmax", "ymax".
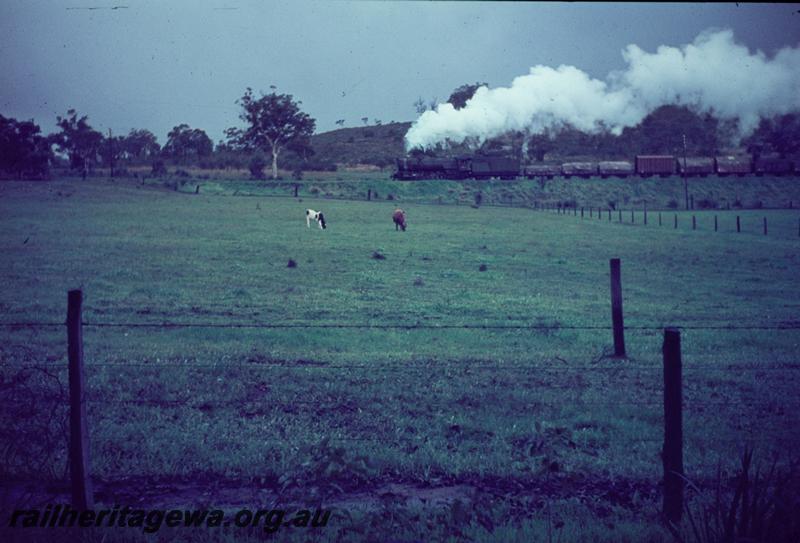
[{"xmin": 306, "ymin": 209, "xmax": 327, "ymax": 229}]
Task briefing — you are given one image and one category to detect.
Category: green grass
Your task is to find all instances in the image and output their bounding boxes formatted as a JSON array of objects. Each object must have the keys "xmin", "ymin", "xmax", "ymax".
[{"xmin": 1, "ymin": 177, "xmax": 799, "ymax": 541}]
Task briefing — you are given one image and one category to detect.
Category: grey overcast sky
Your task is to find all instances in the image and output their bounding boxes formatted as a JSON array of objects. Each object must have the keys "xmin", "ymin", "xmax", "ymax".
[{"xmin": 1, "ymin": 1, "xmax": 799, "ymax": 145}]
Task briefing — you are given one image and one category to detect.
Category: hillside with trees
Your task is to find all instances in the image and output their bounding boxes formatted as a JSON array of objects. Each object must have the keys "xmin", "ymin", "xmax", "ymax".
[{"xmin": 2, "ymin": 98, "xmax": 799, "ymax": 180}]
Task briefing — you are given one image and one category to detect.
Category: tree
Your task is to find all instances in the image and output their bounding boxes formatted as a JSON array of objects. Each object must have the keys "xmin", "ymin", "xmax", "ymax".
[
  {"xmin": 527, "ymin": 131, "xmax": 554, "ymax": 162},
  {"xmin": 743, "ymin": 113, "xmax": 800, "ymax": 158},
  {"xmin": 335, "ymin": 119, "xmax": 345, "ymax": 127},
  {"xmin": 413, "ymin": 97, "xmax": 427, "ymax": 115},
  {"xmin": 163, "ymin": 124, "xmax": 213, "ymax": 163},
  {"xmin": 52, "ymin": 109, "xmax": 104, "ymax": 172},
  {"xmin": 622, "ymin": 105, "xmax": 719, "ymax": 155},
  {"xmin": 447, "ymin": 82, "xmax": 488, "ymax": 110},
  {"xmin": 0, "ymin": 115, "xmax": 53, "ymax": 178},
  {"xmin": 122, "ymin": 129, "xmax": 160, "ymax": 161},
  {"xmin": 361, "ymin": 117, "xmax": 369, "ymax": 126},
  {"xmin": 98, "ymin": 129, "xmax": 125, "ymax": 176},
  {"xmin": 229, "ymin": 88, "xmax": 316, "ymax": 179}
]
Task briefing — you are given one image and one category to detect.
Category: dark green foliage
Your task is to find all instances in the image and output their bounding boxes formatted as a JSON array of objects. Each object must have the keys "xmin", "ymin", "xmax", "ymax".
[
  {"xmin": 670, "ymin": 449, "xmax": 800, "ymax": 543},
  {"xmin": 248, "ymin": 153, "xmax": 267, "ymax": 179},
  {"xmin": 743, "ymin": 113, "xmax": 800, "ymax": 158},
  {"xmin": 447, "ymin": 82, "xmax": 488, "ymax": 110},
  {"xmin": 163, "ymin": 124, "xmax": 213, "ymax": 163},
  {"xmin": 150, "ymin": 159, "xmax": 167, "ymax": 176},
  {"xmin": 52, "ymin": 109, "xmax": 104, "ymax": 172},
  {"xmin": 230, "ymin": 88, "xmax": 316, "ymax": 179},
  {"xmin": 0, "ymin": 115, "xmax": 53, "ymax": 179},
  {"xmin": 122, "ymin": 129, "xmax": 161, "ymax": 160}
]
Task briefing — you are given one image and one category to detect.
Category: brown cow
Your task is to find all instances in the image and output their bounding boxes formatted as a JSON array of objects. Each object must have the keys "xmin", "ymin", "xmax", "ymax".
[{"xmin": 392, "ymin": 208, "xmax": 407, "ymax": 231}]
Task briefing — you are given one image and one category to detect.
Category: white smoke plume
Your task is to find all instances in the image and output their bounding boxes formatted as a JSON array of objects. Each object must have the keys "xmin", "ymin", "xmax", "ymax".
[{"xmin": 404, "ymin": 29, "xmax": 800, "ymax": 151}]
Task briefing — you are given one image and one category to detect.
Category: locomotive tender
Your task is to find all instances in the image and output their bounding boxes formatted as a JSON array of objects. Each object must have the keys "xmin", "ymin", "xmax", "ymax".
[{"xmin": 393, "ymin": 154, "xmax": 797, "ymax": 180}]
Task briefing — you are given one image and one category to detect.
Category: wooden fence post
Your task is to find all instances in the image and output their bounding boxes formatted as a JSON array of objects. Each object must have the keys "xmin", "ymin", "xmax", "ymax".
[
  {"xmin": 67, "ymin": 289, "xmax": 93, "ymax": 510},
  {"xmin": 608, "ymin": 208, "xmax": 611, "ymax": 221},
  {"xmin": 763, "ymin": 217, "xmax": 767, "ymax": 236},
  {"xmin": 662, "ymin": 327, "xmax": 684, "ymax": 525},
  {"xmin": 631, "ymin": 209, "xmax": 634, "ymax": 223},
  {"xmin": 367, "ymin": 189, "xmax": 372, "ymax": 201},
  {"xmin": 714, "ymin": 215, "xmax": 718, "ymax": 232},
  {"xmin": 609, "ymin": 259, "xmax": 626, "ymax": 357},
  {"xmin": 692, "ymin": 216, "xmax": 696, "ymax": 230},
  {"xmin": 293, "ymin": 184, "xmax": 299, "ymax": 198},
  {"xmin": 674, "ymin": 214, "xmax": 678, "ymax": 229},
  {"xmin": 737, "ymin": 216, "xmax": 741, "ymax": 233},
  {"xmin": 659, "ymin": 212, "xmax": 662, "ymax": 226},
  {"xmin": 581, "ymin": 207, "xmax": 584, "ymax": 218},
  {"xmin": 644, "ymin": 202, "xmax": 648, "ymax": 225},
  {"xmin": 618, "ymin": 209, "xmax": 622, "ymax": 223}
]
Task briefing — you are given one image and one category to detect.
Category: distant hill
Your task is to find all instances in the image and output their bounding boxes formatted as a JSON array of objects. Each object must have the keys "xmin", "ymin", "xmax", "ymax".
[{"xmin": 310, "ymin": 122, "xmax": 411, "ymax": 168}]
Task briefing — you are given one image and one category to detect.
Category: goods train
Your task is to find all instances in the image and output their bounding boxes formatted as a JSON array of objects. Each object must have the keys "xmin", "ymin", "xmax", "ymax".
[{"xmin": 392, "ymin": 154, "xmax": 798, "ymax": 180}]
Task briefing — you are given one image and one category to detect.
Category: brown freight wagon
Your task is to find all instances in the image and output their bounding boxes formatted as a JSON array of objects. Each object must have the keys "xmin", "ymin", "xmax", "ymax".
[
  {"xmin": 715, "ymin": 156, "xmax": 751, "ymax": 177},
  {"xmin": 635, "ymin": 155, "xmax": 675, "ymax": 177},
  {"xmin": 676, "ymin": 157, "xmax": 714, "ymax": 177}
]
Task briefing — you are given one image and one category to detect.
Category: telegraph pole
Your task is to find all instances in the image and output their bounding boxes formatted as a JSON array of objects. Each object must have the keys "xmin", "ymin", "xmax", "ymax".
[
  {"xmin": 682, "ymin": 134, "xmax": 688, "ymax": 210},
  {"xmin": 108, "ymin": 128, "xmax": 115, "ymax": 178}
]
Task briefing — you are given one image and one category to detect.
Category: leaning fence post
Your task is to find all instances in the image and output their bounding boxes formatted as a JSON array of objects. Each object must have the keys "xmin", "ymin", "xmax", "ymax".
[
  {"xmin": 609, "ymin": 259, "xmax": 626, "ymax": 357},
  {"xmin": 662, "ymin": 327, "xmax": 684, "ymax": 525},
  {"xmin": 68, "ymin": 289, "xmax": 93, "ymax": 510}
]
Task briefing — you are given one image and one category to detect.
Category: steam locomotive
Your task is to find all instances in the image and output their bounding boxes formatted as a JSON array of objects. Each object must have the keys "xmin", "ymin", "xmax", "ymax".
[{"xmin": 392, "ymin": 154, "xmax": 798, "ymax": 180}]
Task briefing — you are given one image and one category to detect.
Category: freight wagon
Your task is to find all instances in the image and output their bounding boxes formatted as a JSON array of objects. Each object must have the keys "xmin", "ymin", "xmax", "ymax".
[
  {"xmin": 524, "ymin": 164, "xmax": 560, "ymax": 179},
  {"xmin": 635, "ymin": 155, "xmax": 675, "ymax": 177},
  {"xmin": 677, "ymin": 157, "xmax": 715, "ymax": 177},
  {"xmin": 754, "ymin": 156, "xmax": 793, "ymax": 176},
  {"xmin": 561, "ymin": 162, "xmax": 597, "ymax": 179},
  {"xmin": 714, "ymin": 156, "xmax": 751, "ymax": 177},
  {"xmin": 598, "ymin": 161, "xmax": 634, "ymax": 178}
]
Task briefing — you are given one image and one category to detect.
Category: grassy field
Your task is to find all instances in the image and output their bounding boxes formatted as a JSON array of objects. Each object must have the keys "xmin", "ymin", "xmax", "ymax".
[
  {"xmin": 159, "ymin": 171, "xmax": 800, "ymax": 211},
  {"xmin": 1, "ymin": 177, "xmax": 799, "ymax": 542}
]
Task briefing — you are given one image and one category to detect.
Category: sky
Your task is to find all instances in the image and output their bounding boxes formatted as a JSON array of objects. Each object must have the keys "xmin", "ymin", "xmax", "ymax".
[{"xmin": 1, "ymin": 1, "xmax": 799, "ymax": 146}]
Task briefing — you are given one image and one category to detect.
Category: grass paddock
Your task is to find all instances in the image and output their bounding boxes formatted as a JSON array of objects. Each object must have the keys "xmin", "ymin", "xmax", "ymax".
[{"xmin": 1, "ymin": 178, "xmax": 799, "ymax": 541}]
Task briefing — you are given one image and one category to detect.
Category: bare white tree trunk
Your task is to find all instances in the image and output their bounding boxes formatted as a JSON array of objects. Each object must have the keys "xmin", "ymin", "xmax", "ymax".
[{"xmin": 271, "ymin": 147, "xmax": 278, "ymax": 179}]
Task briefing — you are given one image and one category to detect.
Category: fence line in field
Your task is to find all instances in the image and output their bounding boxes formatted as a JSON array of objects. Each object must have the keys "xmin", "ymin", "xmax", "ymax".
[
  {"xmin": 4, "ymin": 261, "xmax": 799, "ymax": 521},
  {"xmin": 2, "ymin": 321, "xmax": 800, "ymax": 331},
  {"xmin": 541, "ymin": 201, "xmax": 800, "ymax": 238}
]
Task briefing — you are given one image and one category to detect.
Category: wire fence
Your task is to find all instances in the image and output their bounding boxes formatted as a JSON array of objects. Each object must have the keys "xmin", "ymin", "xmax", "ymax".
[{"xmin": 2, "ymin": 291, "xmax": 799, "ymax": 514}]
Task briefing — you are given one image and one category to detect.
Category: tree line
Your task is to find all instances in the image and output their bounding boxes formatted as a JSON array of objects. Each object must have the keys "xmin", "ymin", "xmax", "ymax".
[
  {"xmin": 0, "ymin": 87, "xmax": 319, "ymax": 180},
  {"xmin": 2, "ymin": 82, "xmax": 799, "ymax": 180}
]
